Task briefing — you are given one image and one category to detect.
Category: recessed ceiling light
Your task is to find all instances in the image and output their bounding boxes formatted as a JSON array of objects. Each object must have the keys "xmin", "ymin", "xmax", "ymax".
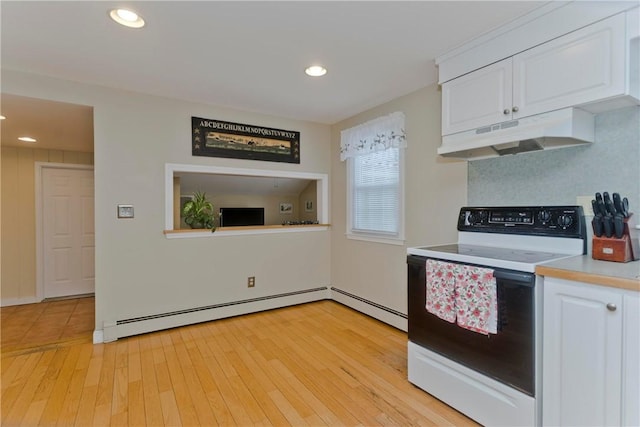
[
  {"xmin": 109, "ymin": 8, "xmax": 145, "ymax": 28},
  {"xmin": 18, "ymin": 136, "xmax": 37, "ymax": 143},
  {"xmin": 305, "ymin": 65, "xmax": 327, "ymax": 77}
]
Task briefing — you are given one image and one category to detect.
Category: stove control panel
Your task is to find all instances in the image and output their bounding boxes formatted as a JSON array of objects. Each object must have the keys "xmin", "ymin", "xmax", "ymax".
[{"xmin": 458, "ymin": 206, "xmax": 586, "ymax": 238}]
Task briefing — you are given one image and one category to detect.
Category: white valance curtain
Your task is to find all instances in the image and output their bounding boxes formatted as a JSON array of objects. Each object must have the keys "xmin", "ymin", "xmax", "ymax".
[{"xmin": 340, "ymin": 111, "xmax": 406, "ymax": 161}]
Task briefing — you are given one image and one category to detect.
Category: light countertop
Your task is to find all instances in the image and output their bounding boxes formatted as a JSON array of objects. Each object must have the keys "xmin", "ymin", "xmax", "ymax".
[{"xmin": 536, "ymin": 256, "xmax": 640, "ymax": 292}]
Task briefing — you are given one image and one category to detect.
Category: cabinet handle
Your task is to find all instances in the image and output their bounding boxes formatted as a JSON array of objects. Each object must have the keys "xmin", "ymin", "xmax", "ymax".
[
  {"xmin": 606, "ymin": 303, "xmax": 617, "ymax": 311},
  {"xmin": 503, "ymin": 109, "xmax": 510, "ymax": 115},
  {"xmin": 512, "ymin": 106, "xmax": 519, "ymax": 113}
]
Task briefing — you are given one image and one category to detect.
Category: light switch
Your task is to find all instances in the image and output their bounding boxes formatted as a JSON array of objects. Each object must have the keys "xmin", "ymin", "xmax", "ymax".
[{"xmin": 117, "ymin": 204, "xmax": 134, "ymax": 219}]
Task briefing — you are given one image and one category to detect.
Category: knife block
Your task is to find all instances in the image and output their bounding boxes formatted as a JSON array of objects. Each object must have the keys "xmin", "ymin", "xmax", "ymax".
[{"xmin": 592, "ymin": 214, "xmax": 638, "ymax": 262}]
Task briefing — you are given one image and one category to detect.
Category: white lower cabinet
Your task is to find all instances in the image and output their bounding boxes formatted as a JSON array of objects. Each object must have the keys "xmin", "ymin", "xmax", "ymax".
[{"xmin": 543, "ymin": 277, "xmax": 639, "ymax": 426}]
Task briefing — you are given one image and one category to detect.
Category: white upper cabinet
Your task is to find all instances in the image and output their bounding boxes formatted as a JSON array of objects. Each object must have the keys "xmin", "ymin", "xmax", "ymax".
[
  {"xmin": 442, "ymin": 59, "xmax": 513, "ymax": 136},
  {"xmin": 513, "ymin": 13, "xmax": 626, "ymax": 119},
  {"xmin": 441, "ymin": 11, "xmax": 637, "ymax": 137}
]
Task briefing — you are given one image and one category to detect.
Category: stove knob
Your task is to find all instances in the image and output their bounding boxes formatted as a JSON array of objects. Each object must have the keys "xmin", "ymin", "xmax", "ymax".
[
  {"xmin": 557, "ymin": 214, "xmax": 573, "ymax": 228},
  {"xmin": 467, "ymin": 213, "xmax": 479, "ymax": 225},
  {"xmin": 538, "ymin": 210, "xmax": 551, "ymax": 223}
]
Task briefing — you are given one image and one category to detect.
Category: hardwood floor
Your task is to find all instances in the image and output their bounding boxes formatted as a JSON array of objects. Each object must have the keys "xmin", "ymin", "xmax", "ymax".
[
  {"xmin": 1, "ymin": 296, "xmax": 95, "ymax": 355},
  {"xmin": 1, "ymin": 300, "xmax": 477, "ymax": 426}
]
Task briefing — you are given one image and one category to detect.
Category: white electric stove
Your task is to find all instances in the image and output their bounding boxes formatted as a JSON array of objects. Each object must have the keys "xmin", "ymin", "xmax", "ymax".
[{"xmin": 407, "ymin": 206, "xmax": 587, "ymax": 426}]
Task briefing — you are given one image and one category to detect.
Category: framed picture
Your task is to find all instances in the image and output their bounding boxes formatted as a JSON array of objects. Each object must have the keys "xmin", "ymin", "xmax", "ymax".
[
  {"xmin": 192, "ymin": 117, "xmax": 300, "ymax": 164},
  {"xmin": 279, "ymin": 202, "xmax": 293, "ymax": 214},
  {"xmin": 305, "ymin": 200, "xmax": 314, "ymax": 212}
]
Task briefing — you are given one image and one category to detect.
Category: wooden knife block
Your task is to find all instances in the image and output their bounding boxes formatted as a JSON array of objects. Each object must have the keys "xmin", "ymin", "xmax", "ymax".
[{"xmin": 592, "ymin": 214, "xmax": 638, "ymax": 263}]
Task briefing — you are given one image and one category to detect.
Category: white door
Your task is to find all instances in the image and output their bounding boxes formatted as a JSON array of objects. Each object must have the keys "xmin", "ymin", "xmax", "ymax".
[
  {"xmin": 441, "ymin": 57, "xmax": 513, "ymax": 136},
  {"xmin": 42, "ymin": 167, "xmax": 95, "ymax": 298}
]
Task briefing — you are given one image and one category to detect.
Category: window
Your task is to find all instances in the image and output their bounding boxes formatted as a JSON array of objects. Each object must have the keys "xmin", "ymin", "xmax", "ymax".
[
  {"xmin": 341, "ymin": 112, "xmax": 406, "ymax": 244},
  {"xmin": 164, "ymin": 164, "xmax": 329, "ymax": 238}
]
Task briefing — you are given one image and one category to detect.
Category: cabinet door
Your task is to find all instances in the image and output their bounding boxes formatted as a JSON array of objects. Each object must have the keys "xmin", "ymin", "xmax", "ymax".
[
  {"xmin": 543, "ymin": 278, "xmax": 623, "ymax": 427},
  {"xmin": 513, "ymin": 13, "xmax": 625, "ymax": 118},
  {"xmin": 622, "ymin": 293, "xmax": 640, "ymax": 427},
  {"xmin": 441, "ymin": 58, "xmax": 512, "ymax": 136}
]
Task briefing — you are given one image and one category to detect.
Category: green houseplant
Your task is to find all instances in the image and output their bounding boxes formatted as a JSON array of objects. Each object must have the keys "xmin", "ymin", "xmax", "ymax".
[{"xmin": 182, "ymin": 191, "xmax": 216, "ymax": 230}]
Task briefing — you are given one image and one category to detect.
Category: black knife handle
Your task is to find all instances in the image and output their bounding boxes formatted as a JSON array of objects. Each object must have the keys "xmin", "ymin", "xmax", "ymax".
[
  {"xmin": 603, "ymin": 215, "xmax": 613, "ymax": 238},
  {"xmin": 597, "ymin": 199, "xmax": 607, "ymax": 218},
  {"xmin": 613, "ymin": 193, "xmax": 623, "ymax": 214},
  {"xmin": 614, "ymin": 214, "xmax": 625, "ymax": 238},
  {"xmin": 605, "ymin": 199, "xmax": 617, "ymax": 216},
  {"xmin": 592, "ymin": 215, "xmax": 603, "ymax": 237}
]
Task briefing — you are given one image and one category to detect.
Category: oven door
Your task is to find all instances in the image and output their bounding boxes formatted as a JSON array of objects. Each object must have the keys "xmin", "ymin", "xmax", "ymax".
[{"xmin": 407, "ymin": 254, "xmax": 536, "ymax": 396}]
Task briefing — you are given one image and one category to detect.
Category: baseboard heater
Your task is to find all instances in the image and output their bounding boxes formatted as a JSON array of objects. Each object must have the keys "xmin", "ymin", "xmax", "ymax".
[
  {"xmin": 103, "ymin": 286, "xmax": 328, "ymax": 342},
  {"xmin": 330, "ymin": 286, "xmax": 407, "ymax": 319}
]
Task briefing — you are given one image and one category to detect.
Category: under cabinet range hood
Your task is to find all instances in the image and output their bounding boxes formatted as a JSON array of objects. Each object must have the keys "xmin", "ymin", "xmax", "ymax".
[{"xmin": 438, "ymin": 108, "xmax": 595, "ymax": 160}]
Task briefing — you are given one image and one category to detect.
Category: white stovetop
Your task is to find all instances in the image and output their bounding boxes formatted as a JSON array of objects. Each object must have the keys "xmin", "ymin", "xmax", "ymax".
[
  {"xmin": 408, "ymin": 232, "xmax": 585, "ymax": 273},
  {"xmin": 407, "ymin": 244, "xmax": 578, "ymax": 273}
]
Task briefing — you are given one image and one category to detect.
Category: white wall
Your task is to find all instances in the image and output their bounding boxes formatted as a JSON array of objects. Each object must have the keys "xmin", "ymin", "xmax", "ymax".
[
  {"xmin": 468, "ymin": 106, "xmax": 640, "ymax": 210},
  {"xmin": 298, "ymin": 181, "xmax": 318, "ymax": 223},
  {"xmin": 330, "ymin": 84, "xmax": 467, "ymax": 329},
  {"xmin": 2, "ymin": 70, "xmax": 332, "ymax": 335}
]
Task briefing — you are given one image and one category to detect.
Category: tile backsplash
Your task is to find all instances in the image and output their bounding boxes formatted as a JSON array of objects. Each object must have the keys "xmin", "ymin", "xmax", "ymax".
[{"xmin": 468, "ymin": 106, "xmax": 640, "ymax": 214}]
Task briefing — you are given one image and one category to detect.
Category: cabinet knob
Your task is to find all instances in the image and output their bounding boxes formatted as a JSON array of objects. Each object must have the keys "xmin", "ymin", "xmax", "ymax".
[
  {"xmin": 606, "ymin": 303, "xmax": 617, "ymax": 311},
  {"xmin": 503, "ymin": 109, "xmax": 510, "ymax": 115},
  {"xmin": 512, "ymin": 106, "xmax": 519, "ymax": 113}
]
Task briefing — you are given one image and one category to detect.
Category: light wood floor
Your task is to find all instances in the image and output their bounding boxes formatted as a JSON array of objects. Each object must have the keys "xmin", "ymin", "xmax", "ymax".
[
  {"xmin": 1, "ymin": 296, "xmax": 95, "ymax": 354},
  {"xmin": 1, "ymin": 300, "xmax": 477, "ymax": 426}
]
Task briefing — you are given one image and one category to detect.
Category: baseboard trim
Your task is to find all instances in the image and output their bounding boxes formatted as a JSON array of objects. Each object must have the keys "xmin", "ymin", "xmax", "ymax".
[
  {"xmin": 1, "ymin": 296, "xmax": 39, "ymax": 307},
  {"xmin": 7, "ymin": 287, "xmax": 407, "ymax": 344},
  {"xmin": 330, "ymin": 287, "xmax": 407, "ymax": 331},
  {"xmin": 103, "ymin": 287, "xmax": 330, "ymax": 342},
  {"xmin": 116, "ymin": 287, "xmax": 328, "ymax": 325},
  {"xmin": 43, "ymin": 293, "xmax": 94, "ymax": 303}
]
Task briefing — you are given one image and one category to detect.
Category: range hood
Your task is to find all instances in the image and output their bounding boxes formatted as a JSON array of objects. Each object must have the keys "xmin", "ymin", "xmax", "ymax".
[{"xmin": 438, "ymin": 108, "xmax": 595, "ymax": 160}]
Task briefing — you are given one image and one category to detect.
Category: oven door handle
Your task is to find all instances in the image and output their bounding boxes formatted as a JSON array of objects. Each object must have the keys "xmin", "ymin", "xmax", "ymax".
[{"xmin": 492, "ymin": 269, "xmax": 535, "ymax": 286}]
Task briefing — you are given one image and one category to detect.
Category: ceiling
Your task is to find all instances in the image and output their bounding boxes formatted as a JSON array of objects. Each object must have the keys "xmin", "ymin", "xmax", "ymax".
[
  {"xmin": 1, "ymin": 1, "xmax": 547, "ymax": 152},
  {"xmin": 0, "ymin": 94, "xmax": 94, "ymax": 152}
]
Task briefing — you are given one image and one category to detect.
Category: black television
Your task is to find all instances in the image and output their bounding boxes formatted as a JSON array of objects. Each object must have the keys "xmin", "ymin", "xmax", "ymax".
[{"xmin": 219, "ymin": 207, "xmax": 265, "ymax": 227}]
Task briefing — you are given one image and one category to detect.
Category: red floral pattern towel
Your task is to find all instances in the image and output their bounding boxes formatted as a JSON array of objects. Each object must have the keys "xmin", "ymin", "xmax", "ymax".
[
  {"xmin": 454, "ymin": 265, "xmax": 497, "ymax": 335},
  {"xmin": 425, "ymin": 260, "xmax": 498, "ymax": 335},
  {"xmin": 425, "ymin": 259, "xmax": 457, "ymax": 323}
]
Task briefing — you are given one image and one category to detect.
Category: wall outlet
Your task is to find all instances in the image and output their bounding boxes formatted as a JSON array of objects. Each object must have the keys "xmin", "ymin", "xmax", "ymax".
[
  {"xmin": 576, "ymin": 196, "xmax": 593, "ymax": 215},
  {"xmin": 247, "ymin": 276, "xmax": 255, "ymax": 288}
]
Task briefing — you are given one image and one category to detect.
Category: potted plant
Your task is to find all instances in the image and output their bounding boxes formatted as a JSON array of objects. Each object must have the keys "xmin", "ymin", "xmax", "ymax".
[{"xmin": 182, "ymin": 191, "xmax": 216, "ymax": 230}]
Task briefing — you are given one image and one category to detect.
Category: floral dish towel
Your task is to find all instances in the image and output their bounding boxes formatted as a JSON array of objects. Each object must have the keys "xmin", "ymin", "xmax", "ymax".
[
  {"xmin": 425, "ymin": 259, "xmax": 457, "ymax": 323},
  {"xmin": 454, "ymin": 264, "xmax": 497, "ymax": 335}
]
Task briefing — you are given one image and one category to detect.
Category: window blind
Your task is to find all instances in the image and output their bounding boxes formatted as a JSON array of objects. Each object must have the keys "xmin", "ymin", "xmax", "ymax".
[{"xmin": 351, "ymin": 147, "xmax": 400, "ymax": 235}]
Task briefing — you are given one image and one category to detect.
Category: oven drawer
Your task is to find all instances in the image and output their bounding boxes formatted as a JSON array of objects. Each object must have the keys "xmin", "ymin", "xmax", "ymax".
[
  {"xmin": 407, "ymin": 255, "xmax": 536, "ymax": 396},
  {"xmin": 408, "ymin": 341, "xmax": 536, "ymax": 426}
]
